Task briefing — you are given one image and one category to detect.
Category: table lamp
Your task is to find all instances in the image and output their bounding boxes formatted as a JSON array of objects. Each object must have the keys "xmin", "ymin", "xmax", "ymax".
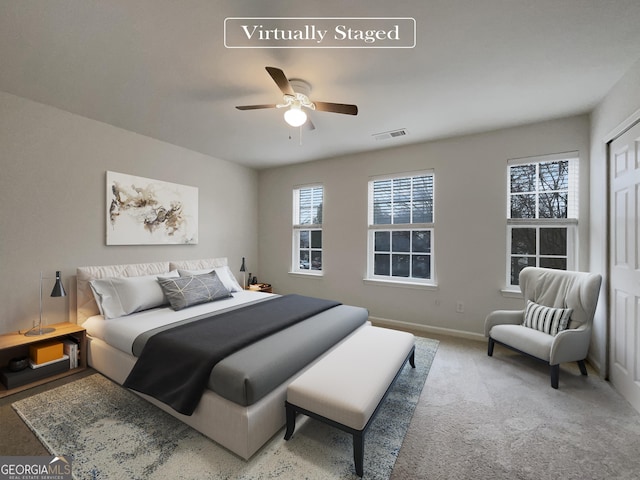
[{"xmin": 26, "ymin": 270, "xmax": 67, "ymax": 336}]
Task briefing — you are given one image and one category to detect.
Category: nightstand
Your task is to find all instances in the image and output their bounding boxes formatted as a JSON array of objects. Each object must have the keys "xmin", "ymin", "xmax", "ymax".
[
  {"xmin": 246, "ymin": 283, "xmax": 273, "ymax": 294},
  {"xmin": 0, "ymin": 322, "xmax": 87, "ymax": 398}
]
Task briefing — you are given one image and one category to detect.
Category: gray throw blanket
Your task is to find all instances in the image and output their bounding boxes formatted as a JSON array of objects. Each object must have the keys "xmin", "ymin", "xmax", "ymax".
[{"xmin": 123, "ymin": 294, "xmax": 341, "ymax": 415}]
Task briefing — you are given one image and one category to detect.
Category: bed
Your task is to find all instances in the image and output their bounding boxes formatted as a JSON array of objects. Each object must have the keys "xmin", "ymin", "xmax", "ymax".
[{"xmin": 76, "ymin": 257, "xmax": 369, "ymax": 459}]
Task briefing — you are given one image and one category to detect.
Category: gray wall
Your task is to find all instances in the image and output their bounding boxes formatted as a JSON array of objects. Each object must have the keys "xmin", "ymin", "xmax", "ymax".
[
  {"xmin": 0, "ymin": 91, "xmax": 259, "ymax": 334},
  {"xmin": 257, "ymin": 115, "xmax": 591, "ymax": 339},
  {"xmin": 8, "ymin": 57, "xmax": 640, "ymax": 373}
]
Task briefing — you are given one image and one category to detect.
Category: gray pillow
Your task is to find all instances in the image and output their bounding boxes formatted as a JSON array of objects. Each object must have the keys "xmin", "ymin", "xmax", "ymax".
[
  {"xmin": 177, "ymin": 266, "xmax": 243, "ymax": 292},
  {"xmin": 158, "ymin": 272, "xmax": 232, "ymax": 310}
]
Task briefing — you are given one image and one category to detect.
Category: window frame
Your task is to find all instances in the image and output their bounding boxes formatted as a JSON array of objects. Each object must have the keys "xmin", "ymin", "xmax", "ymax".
[
  {"xmin": 292, "ymin": 184, "xmax": 324, "ymax": 276},
  {"xmin": 366, "ymin": 170, "xmax": 436, "ymax": 286},
  {"xmin": 506, "ymin": 153, "xmax": 579, "ymax": 288}
]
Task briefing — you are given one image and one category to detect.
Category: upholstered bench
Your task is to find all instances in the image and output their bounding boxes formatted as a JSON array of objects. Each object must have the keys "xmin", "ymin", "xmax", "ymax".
[{"xmin": 284, "ymin": 325, "xmax": 415, "ymax": 477}]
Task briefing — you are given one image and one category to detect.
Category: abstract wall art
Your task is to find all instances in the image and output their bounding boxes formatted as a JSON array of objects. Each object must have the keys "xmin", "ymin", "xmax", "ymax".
[{"xmin": 106, "ymin": 171, "xmax": 198, "ymax": 245}]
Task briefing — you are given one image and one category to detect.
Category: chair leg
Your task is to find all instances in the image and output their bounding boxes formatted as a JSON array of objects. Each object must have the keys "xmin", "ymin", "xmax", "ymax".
[
  {"xmin": 577, "ymin": 360, "xmax": 588, "ymax": 376},
  {"xmin": 550, "ymin": 364, "xmax": 559, "ymax": 389},
  {"xmin": 487, "ymin": 337, "xmax": 495, "ymax": 357}
]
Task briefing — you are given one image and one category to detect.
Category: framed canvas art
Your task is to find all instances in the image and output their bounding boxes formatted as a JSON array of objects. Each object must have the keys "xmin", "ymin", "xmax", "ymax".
[{"xmin": 106, "ymin": 171, "xmax": 198, "ymax": 245}]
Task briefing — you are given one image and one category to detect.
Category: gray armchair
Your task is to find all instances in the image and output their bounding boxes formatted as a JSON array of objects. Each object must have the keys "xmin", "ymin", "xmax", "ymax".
[{"xmin": 485, "ymin": 267, "xmax": 602, "ymax": 388}]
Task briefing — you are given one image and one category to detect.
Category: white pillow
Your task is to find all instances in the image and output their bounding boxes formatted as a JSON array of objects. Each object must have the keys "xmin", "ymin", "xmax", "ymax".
[
  {"xmin": 90, "ymin": 271, "xmax": 179, "ymax": 319},
  {"xmin": 177, "ymin": 266, "xmax": 243, "ymax": 292}
]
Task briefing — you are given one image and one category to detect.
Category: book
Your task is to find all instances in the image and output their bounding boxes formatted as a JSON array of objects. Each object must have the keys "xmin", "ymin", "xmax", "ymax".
[
  {"xmin": 29, "ymin": 354, "xmax": 69, "ymax": 369},
  {"xmin": 62, "ymin": 339, "xmax": 78, "ymax": 369}
]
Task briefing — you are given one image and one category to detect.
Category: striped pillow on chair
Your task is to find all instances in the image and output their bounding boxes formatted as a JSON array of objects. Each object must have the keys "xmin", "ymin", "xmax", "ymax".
[{"xmin": 523, "ymin": 301, "xmax": 573, "ymax": 336}]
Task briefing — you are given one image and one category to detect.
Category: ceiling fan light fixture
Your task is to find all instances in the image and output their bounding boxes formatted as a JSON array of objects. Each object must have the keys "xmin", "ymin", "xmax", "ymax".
[
  {"xmin": 284, "ymin": 105, "xmax": 307, "ymax": 127},
  {"xmin": 236, "ymin": 67, "xmax": 358, "ymax": 130}
]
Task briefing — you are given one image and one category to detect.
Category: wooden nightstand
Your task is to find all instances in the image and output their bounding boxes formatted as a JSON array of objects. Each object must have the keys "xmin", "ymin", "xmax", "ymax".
[
  {"xmin": 246, "ymin": 283, "xmax": 273, "ymax": 294},
  {"xmin": 0, "ymin": 322, "xmax": 87, "ymax": 398}
]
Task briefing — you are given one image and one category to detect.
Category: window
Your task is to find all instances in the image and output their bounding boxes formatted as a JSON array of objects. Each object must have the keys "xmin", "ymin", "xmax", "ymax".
[
  {"xmin": 507, "ymin": 153, "xmax": 579, "ymax": 286},
  {"xmin": 367, "ymin": 172, "xmax": 434, "ymax": 284},
  {"xmin": 293, "ymin": 185, "xmax": 323, "ymax": 274}
]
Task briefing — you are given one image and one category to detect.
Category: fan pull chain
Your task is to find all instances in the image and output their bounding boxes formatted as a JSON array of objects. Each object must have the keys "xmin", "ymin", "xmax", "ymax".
[{"xmin": 288, "ymin": 126, "xmax": 304, "ymax": 146}]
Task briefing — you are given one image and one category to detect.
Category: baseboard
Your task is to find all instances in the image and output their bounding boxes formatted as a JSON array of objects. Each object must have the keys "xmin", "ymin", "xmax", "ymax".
[
  {"xmin": 368, "ymin": 316, "xmax": 485, "ymax": 342},
  {"xmin": 587, "ymin": 352, "xmax": 603, "ymax": 377}
]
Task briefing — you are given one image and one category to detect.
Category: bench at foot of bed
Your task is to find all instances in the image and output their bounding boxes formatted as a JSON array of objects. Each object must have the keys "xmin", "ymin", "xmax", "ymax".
[{"xmin": 284, "ymin": 325, "xmax": 415, "ymax": 477}]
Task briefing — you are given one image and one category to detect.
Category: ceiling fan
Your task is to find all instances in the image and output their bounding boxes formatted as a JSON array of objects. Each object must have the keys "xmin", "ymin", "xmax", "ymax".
[{"xmin": 236, "ymin": 66, "xmax": 358, "ymax": 129}]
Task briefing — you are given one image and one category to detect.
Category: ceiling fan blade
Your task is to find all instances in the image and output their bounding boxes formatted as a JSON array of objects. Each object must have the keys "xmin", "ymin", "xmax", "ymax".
[
  {"xmin": 266, "ymin": 66, "xmax": 295, "ymax": 96},
  {"xmin": 305, "ymin": 119, "xmax": 316, "ymax": 131},
  {"xmin": 235, "ymin": 104, "xmax": 277, "ymax": 110},
  {"xmin": 314, "ymin": 101, "xmax": 358, "ymax": 116}
]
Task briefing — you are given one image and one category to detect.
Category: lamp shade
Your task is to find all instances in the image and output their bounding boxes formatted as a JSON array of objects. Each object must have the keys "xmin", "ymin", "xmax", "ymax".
[
  {"xmin": 240, "ymin": 257, "xmax": 246, "ymax": 273},
  {"xmin": 284, "ymin": 106, "xmax": 307, "ymax": 127},
  {"xmin": 50, "ymin": 271, "xmax": 67, "ymax": 297}
]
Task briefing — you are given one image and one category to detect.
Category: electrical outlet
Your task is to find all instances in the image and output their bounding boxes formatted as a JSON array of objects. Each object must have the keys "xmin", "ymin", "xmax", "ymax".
[{"xmin": 455, "ymin": 301, "xmax": 464, "ymax": 313}]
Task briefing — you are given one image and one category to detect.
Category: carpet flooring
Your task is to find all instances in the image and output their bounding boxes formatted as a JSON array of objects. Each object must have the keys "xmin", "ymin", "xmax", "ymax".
[
  {"xmin": 10, "ymin": 337, "xmax": 438, "ymax": 480},
  {"xmin": 4, "ymin": 332, "xmax": 640, "ymax": 479},
  {"xmin": 389, "ymin": 333, "xmax": 640, "ymax": 480}
]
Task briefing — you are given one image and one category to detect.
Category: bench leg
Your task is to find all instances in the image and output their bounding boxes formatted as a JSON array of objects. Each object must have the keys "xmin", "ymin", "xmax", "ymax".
[
  {"xmin": 353, "ymin": 430, "xmax": 364, "ymax": 477},
  {"xmin": 488, "ymin": 337, "xmax": 495, "ymax": 356},
  {"xmin": 284, "ymin": 402, "xmax": 296, "ymax": 440}
]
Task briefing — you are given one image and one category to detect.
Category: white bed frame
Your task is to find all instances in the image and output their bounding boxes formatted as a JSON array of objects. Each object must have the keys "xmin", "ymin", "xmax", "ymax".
[{"xmin": 76, "ymin": 258, "xmax": 366, "ymax": 459}]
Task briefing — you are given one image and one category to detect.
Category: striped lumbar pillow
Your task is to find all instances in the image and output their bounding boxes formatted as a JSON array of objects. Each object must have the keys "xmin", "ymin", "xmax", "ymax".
[{"xmin": 523, "ymin": 301, "xmax": 573, "ymax": 336}]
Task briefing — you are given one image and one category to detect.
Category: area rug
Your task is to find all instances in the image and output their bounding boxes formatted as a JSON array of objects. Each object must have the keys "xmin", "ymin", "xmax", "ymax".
[{"xmin": 13, "ymin": 336, "xmax": 438, "ymax": 480}]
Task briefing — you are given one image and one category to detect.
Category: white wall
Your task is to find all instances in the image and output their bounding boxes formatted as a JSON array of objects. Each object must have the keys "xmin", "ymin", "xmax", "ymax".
[
  {"xmin": 589, "ymin": 58, "xmax": 640, "ymax": 374},
  {"xmin": 258, "ymin": 115, "xmax": 591, "ymax": 338},
  {"xmin": 0, "ymin": 91, "xmax": 259, "ymax": 334}
]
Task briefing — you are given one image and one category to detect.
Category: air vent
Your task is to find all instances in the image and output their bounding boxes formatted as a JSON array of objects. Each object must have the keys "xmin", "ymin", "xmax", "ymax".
[{"xmin": 372, "ymin": 129, "xmax": 409, "ymax": 141}]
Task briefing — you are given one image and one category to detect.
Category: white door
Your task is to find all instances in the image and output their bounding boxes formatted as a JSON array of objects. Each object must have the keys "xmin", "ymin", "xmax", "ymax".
[{"xmin": 609, "ymin": 121, "xmax": 640, "ymax": 413}]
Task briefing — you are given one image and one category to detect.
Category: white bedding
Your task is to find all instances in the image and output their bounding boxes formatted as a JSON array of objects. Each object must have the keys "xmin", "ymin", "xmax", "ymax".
[{"xmin": 82, "ymin": 290, "xmax": 273, "ymax": 355}]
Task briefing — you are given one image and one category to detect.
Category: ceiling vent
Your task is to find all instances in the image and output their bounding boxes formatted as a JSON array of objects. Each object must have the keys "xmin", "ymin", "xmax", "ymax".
[{"xmin": 372, "ymin": 128, "xmax": 409, "ymax": 141}]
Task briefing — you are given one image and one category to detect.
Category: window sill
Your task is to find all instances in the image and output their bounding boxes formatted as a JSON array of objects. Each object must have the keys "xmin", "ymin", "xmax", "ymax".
[
  {"xmin": 363, "ymin": 278, "xmax": 438, "ymax": 291},
  {"xmin": 288, "ymin": 271, "xmax": 324, "ymax": 278},
  {"xmin": 500, "ymin": 288, "xmax": 523, "ymax": 299}
]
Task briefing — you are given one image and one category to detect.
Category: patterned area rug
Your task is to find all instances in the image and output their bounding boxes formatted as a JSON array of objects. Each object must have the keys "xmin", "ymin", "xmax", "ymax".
[{"xmin": 13, "ymin": 337, "xmax": 438, "ymax": 480}]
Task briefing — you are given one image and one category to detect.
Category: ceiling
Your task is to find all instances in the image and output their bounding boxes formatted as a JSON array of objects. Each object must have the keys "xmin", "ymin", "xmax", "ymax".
[{"xmin": 2, "ymin": 1, "xmax": 640, "ymax": 169}]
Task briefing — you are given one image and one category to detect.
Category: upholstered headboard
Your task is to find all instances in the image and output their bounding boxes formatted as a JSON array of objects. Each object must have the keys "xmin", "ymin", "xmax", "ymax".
[{"xmin": 76, "ymin": 257, "xmax": 229, "ymax": 324}]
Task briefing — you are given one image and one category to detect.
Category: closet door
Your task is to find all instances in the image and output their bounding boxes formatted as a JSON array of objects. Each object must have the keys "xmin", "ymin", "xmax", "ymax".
[{"xmin": 609, "ymin": 121, "xmax": 640, "ymax": 413}]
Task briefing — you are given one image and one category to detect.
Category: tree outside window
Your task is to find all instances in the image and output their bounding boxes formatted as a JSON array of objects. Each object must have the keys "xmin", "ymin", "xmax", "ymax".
[{"xmin": 508, "ymin": 156, "xmax": 578, "ymax": 286}]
